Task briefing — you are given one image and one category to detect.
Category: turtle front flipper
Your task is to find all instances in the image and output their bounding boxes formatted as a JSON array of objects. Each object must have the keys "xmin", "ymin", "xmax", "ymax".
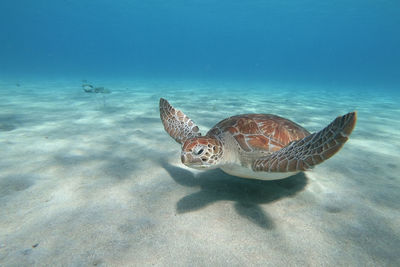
[
  {"xmin": 159, "ymin": 98, "xmax": 201, "ymax": 144},
  {"xmin": 252, "ymin": 112, "xmax": 357, "ymax": 172}
]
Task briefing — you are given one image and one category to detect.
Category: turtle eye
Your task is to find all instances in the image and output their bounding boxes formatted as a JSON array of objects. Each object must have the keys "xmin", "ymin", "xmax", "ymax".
[{"xmin": 194, "ymin": 147, "xmax": 204, "ymax": 155}]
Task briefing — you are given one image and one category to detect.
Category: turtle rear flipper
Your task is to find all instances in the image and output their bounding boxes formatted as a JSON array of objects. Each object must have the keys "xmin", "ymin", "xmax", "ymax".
[
  {"xmin": 252, "ymin": 112, "xmax": 357, "ymax": 172},
  {"xmin": 159, "ymin": 98, "xmax": 201, "ymax": 144}
]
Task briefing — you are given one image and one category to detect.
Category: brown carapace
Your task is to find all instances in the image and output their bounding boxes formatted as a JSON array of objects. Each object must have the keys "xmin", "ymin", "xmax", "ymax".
[{"xmin": 160, "ymin": 98, "xmax": 357, "ymax": 180}]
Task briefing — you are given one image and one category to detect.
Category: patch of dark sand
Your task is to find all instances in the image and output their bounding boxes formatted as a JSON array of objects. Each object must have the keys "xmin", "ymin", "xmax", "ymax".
[{"xmin": 0, "ymin": 175, "xmax": 36, "ymax": 197}]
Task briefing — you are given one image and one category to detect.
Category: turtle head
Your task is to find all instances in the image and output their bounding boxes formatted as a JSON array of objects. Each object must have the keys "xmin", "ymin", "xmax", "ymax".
[{"xmin": 181, "ymin": 137, "xmax": 223, "ymax": 169}]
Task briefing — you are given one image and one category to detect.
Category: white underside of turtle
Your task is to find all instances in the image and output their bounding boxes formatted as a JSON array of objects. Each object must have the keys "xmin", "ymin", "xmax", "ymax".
[{"xmin": 220, "ymin": 165, "xmax": 299, "ymax": 180}]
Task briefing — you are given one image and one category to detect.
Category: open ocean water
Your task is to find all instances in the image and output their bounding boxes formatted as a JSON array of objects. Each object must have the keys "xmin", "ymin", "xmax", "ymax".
[{"xmin": 1, "ymin": 1, "xmax": 400, "ymax": 266}]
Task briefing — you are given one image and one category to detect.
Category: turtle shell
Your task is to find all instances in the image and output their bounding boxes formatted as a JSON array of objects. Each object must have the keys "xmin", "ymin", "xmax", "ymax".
[{"xmin": 207, "ymin": 114, "xmax": 310, "ymax": 153}]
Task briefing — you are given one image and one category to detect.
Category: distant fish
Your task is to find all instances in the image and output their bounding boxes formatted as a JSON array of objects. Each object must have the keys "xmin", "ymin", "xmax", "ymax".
[
  {"xmin": 82, "ymin": 82, "xmax": 111, "ymax": 94},
  {"xmin": 93, "ymin": 87, "xmax": 111, "ymax": 94},
  {"xmin": 82, "ymin": 83, "xmax": 94, "ymax": 93}
]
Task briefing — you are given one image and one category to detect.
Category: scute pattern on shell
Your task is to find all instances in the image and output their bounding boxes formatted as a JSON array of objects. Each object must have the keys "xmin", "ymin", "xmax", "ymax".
[
  {"xmin": 252, "ymin": 112, "xmax": 357, "ymax": 172},
  {"xmin": 159, "ymin": 98, "xmax": 201, "ymax": 144},
  {"xmin": 207, "ymin": 114, "xmax": 310, "ymax": 153}
]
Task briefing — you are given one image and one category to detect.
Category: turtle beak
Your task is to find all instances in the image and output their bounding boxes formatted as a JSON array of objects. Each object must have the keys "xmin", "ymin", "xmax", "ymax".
[
  {"xmin": 181, "ymin": 153, "xmax": 202, "ymax": 166},
  {"xmin": 181, "ymin": 154, "xmax": 187, "ymax": 164}
]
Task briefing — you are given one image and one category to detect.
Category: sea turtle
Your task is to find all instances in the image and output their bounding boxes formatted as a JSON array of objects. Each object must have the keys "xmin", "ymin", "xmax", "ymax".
[{"xmin": 160, "ymin": 98, "xmax": 356, "ymax": 180}]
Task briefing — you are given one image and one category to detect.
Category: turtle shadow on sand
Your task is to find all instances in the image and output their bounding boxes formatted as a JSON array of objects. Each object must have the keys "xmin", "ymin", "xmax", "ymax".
[{"xmin": 160, "ymin": 161, "xmax": 308, "ymax": 229}]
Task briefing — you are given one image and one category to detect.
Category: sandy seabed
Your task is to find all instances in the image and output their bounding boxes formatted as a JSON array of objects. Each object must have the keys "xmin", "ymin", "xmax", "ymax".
[{"xmin": 0, "ymin": 80, "xmax": 399, "ymax": 266}]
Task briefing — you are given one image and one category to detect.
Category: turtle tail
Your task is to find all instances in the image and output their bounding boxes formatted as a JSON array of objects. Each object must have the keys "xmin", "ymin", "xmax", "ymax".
[{"xmin": 253, "ymin": 111, "xmax": 357, "ymax": 172}]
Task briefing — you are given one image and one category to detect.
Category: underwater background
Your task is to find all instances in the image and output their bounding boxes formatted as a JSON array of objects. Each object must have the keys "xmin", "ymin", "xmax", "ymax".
[
  {"xmin": 1, "ymin": 0, "xmax": 400, "ymax": 266},
  {"xmin": 1, "ymin": 0, "xmax": 399, "ymax": 87}
]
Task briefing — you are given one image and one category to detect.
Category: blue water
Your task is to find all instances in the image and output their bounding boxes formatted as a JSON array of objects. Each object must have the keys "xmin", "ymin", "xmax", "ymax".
[
  {"xmin": 1, "ymin": 0, "xmax": 399, "ymax": 89},
  {"xmin": 1, "ymin": 1, "xmax": 400, "ymax": 266}
]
